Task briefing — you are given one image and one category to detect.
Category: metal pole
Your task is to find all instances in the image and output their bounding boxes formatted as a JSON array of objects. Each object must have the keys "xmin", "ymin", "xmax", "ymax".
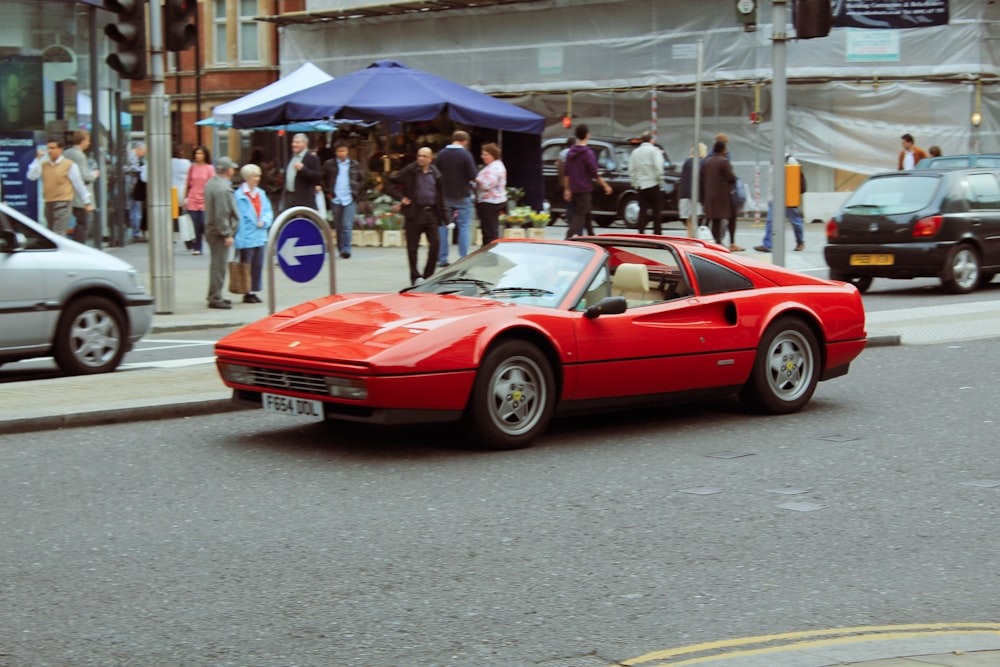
[
  {"xmin": 147, "ymin": 0, "xmax": 175, "ymax": 313},
  {"xmin": 89, "ymin": 6, "xmax": 105, "ymax": 250},
  {"xmin": 690, "ymin": 38, "xmax": 704, "ymax": 238},
  {"xmin": 772, "ymin": 0, "xmax": 788, "ymax": 266}
]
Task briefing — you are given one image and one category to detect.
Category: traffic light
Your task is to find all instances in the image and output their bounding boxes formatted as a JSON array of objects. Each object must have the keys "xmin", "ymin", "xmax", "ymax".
[
  {"xmin": 164, "ymin": 0, "xmax": 197, "ymax": 52},
  {"xmin": 104, "ymin": 0, "xmax": 147, "ymax": 80},
  {"xmin": 794, "ymin": 0, "xmax": 832, "ymax": 39}
]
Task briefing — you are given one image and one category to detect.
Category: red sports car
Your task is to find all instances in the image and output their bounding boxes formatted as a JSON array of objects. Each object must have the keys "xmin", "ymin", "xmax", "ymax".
[{"xmin": 216, "ymin": 235, "xmax": 867, "ymax": 449}]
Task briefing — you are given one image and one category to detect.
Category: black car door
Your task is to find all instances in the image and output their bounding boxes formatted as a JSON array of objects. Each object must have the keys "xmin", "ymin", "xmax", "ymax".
[{"xmin": 962, "ymin": 172, "xmax": 1000, "ymax": 267}]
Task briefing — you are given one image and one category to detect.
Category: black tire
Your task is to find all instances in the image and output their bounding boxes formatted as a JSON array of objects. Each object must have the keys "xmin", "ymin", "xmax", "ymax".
[
  {"xmin": 619, "ymin": 193, "xmax": 640, "ymax": 229},
  {"xmin": 53, "ymin": 296, "xmax": 128, "ymax": 375},
  {"xmin": 740, "ymin": 317, "xmax": 820, "ymax": 414},
  {"xmin": 829, "ymin": 272, "xmax": 873, "ymax": 294},
  {"xmin": 463, "ymin": 340, "xmax": 556, "ymax": 450},
  {"xmin": 941, "ymin": 243, "xmax": 980, "ymax": 294}
]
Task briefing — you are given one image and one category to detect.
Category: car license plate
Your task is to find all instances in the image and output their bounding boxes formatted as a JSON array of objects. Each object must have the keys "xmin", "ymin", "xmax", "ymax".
[
  {"xmin": 850, "ymin": 253, "xmax": 894, "ymax": 266},
  {"xmin": 262, "ymin": 393, "xmax": 325, "ymax": 421}
]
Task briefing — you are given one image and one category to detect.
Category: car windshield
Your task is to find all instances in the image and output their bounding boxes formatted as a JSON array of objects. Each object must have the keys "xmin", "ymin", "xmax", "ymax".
[
  {"xmin": 407, "ymin": 241, "xmax": 596, "ymax": 308},
  {"xmin": 842, "ymin": 175, "xmax": 941, "ymax": 215}
]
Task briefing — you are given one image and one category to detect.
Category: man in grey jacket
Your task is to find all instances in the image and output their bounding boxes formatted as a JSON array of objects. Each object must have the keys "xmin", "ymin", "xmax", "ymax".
[
  {"xmin": 62, "ymin": 129, "xmax": 100, "ymax": 244},
  {"xmin": 204, "ymin": 157, "xmax": 239, "ymax": 309}
]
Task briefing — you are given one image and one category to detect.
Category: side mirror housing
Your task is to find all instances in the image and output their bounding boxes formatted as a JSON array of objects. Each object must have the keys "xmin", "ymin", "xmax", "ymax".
[{"xmin": 584, "ymin": 296, "xmax": 627, "ymax": 319}]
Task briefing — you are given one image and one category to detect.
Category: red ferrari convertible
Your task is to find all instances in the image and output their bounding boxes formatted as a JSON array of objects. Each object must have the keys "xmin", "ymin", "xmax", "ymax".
[{"xmin": 216, "ymin": 235, "xmax": 867, "ymax": 449}]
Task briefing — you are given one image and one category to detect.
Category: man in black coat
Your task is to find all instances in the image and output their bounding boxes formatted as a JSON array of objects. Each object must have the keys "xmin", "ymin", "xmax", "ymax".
[
  {"xmin": 386, "ymin": 147, "xmax": 447, "ymax": 285},
  {"xmin": 282, "ymin": 133, "xmax": 323, "ymax": 211}
]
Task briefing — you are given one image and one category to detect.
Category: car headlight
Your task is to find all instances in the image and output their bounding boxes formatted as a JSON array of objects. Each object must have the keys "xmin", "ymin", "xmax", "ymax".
[
  {"xmin": 219, "ymin": 363, "xmax": 254, "ymax": 385},
  {"xmin": 127, "ymin": 269, "xmax": 146, "ymax": 291},
  {"xmin": 326, "ymin": 376, "xmax": 368, "ymax": 400}
]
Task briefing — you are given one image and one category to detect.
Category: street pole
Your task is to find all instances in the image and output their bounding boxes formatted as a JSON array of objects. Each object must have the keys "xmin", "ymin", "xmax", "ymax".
[
  {"xmin": 772, "ymin": 0, "xmax": 788, "ymax": 266},
  {"xmin": 147, "ymin": 0, "xmax": 175, "ymax": 312},
  {"xmin": 690, "ymin": 38, "xmax": 704, "ymax": 238}
]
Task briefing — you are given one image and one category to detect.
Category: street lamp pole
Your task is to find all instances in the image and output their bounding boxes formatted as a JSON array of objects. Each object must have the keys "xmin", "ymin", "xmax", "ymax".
[{"xmin": 771, "ymin": 0, "xmax": 788, "ymax": 266}]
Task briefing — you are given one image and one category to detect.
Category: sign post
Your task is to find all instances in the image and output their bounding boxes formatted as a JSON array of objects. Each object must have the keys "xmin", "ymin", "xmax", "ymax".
[{"xmin": 267, "ymin": 206, "xmax": 336, "ymax": 315}]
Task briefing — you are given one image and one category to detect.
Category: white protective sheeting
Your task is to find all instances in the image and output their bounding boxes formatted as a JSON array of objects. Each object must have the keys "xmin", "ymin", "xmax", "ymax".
[{"xmin": 284, "ymin": 0, "xmax": 1000, "ymax": 193}]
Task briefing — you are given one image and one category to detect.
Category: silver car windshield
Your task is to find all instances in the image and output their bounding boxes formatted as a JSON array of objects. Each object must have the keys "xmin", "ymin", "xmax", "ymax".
[
  {"xmin": 842, "ymin": 175, "xmax": 940, "ymax": 215},
  {"xmin": 409, "ymin": 242, "xmax": 596, "ymax": 308}
]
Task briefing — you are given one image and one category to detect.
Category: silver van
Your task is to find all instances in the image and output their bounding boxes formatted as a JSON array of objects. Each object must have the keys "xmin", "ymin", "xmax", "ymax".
[{"xmin": 0, "ymin": 202, "xmax": 154, "ymax": 374}]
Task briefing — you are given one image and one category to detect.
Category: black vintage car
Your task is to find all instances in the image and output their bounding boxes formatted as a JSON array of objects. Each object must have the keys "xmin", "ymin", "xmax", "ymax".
[
  {"xmin": 542, "ymin": 137, "xmax": 681, "ymax": 229},
  {"xmin": 824, "ymin": 168, "xmax": 1000, "ymax": 293}
]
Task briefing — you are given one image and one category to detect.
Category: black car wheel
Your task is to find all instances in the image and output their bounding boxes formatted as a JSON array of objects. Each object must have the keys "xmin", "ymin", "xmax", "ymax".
[
  {"xmin": 829, "ymin": 272, "xmax": 873, "ymax": 294},
  {"xmin": 463, "ymin": 340, "xmax": 556, "ymax": 450},
  {"xmin": 619, "ymin": 193, "xmax": 640, "ymax": 229},
  {"xmin": 53, "ymin": 296, "xmax": 128, "ymax": 375},
  {"xmin": 941, "ymin": 244, "xmax": 980, "ymax": 294},
  {"xmin": 740, "ymin": 317, "xmax": 819, "ymax": 414}
]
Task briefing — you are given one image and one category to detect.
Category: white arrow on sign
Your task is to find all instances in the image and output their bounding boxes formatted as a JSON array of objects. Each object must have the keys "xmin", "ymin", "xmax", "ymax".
[{"xmin": 279, "ymin": 236, "xmax": 325, "ymax": 266}]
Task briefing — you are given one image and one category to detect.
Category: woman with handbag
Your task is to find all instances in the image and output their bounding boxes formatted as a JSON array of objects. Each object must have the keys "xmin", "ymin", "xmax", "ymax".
[
  {"xmin": 233, "ymin": 163, "xmax": 274, "ymax": 304},
  {"xmin": 184, "ymin": 145, "xmax": 214, "ymax": 255}
]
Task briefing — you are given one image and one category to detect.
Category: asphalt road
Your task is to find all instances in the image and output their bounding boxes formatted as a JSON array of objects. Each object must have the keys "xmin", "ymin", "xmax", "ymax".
[{"xmin": 1, "ymin": 338, "xmax": 997, "ymax": 667}]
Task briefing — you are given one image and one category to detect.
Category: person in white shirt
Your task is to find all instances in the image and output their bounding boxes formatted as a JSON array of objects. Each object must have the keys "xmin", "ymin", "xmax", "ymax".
[
  {"xmin": 26, "ymin": 137, "xmax": 92, "ymax": 236},
  {"xmin": 627, "ymin": 132, "xmax": 665, "ymax": 234}
]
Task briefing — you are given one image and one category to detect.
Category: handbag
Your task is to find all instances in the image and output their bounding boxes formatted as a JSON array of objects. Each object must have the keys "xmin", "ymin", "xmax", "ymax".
[
  {"xmin": 177, "ymin": 213, "xmax": 196, "ymax": 242},
  {"xmin": 228, "ymin": 258, "xmax": 251, "ymax": 295},
  {"xmin": 730, "ymin": 176, "xmax": 747, "ymax": 210}
]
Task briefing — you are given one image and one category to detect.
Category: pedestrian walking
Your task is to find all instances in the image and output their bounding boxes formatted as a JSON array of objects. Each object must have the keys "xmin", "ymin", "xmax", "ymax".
[
  {"xmin": 25, "ymin": 136, "xmax": 92, "ymax": 236},
  {"xmin": 62, "ymin": 129, "xmax": 100, "ymax": 244},
  {"xmin": 184, "ymin": 146, "xmax": 214, "ymax": 255},
  {"xmin": 627, "ymin": 131, "xmax": 664, "ymax": 234},
  {"xmin": 170, "ymin": 144, "xmax": 191, "ymax": 244},
  {"xmin": 233, "ymin": 163, "xmax": 273, "ymax": 305},
  {"xmin": 475, "ymin": 142, "xmax": 507, "ymax": 245},
  {"xmin": 699, "ymin": 139, "xmax": 739, "ymax": 249},
  {"xmin": 282, "ymin": 133, "xmax": 323, "ymax": 211},
  {"xmin": 204, "ymin": 157, "xmax": 239, "ymax": 310},
  {"xmin": 563, "ymin": 124, "xmax": 611, "ymax": 238},
  {"xmin": 679, "ymin": 142, "xmax": 707, "ymax": 236},
  {"xmin": 386, "ymin": 146, "xmax": 447, "ymax": 285},
  {"xmin": 753, "ymin": 154, "xmax": 806, "ymax": 253},
  {"xmin": 322, "ymin": 140, "xmax": 365, "ymax": 259},
  {"xmin": 125, "ymin": 142, "xmax": 145, "ymax": 241},
  {"xmin": 433, "ymin": 130, "xmax": 477, "ymax": 266}
]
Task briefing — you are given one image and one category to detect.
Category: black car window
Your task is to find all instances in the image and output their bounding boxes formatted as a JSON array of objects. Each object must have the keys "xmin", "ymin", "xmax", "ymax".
[
  {"xmin": 964, "ymin": 173, "xmax": 1000, "ymax": 210},
  {"xmin": 843, "ymin": 175, "xmax": 940, "ymax": 215},
  {"xmin": 542, "ymin": 143, "xmax": 565, "ymax": 165},
  {"xmin": 688, "ymin": 255, "xmax": 753, "ymax": 296},
  {"xmin": 591, "ymin": 146, "xmax": 615, "ymax": 171}
]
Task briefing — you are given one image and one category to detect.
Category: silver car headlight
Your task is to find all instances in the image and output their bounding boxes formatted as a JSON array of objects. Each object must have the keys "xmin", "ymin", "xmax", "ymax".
[
  {"xmin": 326, "ymin": 376, "xmax": 368, "ymax": 400},
  {"xmin": 127, "ymin": 269, "xmax": 146, "ymax": 291}
]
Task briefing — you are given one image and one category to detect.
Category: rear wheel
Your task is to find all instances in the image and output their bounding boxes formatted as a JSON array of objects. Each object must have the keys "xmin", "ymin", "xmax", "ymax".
[
  {"xmin": 941, "ymin": 244, "xmax": 980, "ymax": 294},
  {"xmin": 619, "ymin": 193, "xmax": 640, "ymax": 229},
  {"xmin": 463, "ymin": 340, "xmax": 556, "ymax": 450},
  {"xmin": 740, "ymin": 317, "xmax": 819, "ymax": 414},
  {"xmin": 829, "ymin": 272, "xmax": 873, "ymax": 294},
  {"xmin": 53, "ymin": 296, "xmax": 128, "ymax": 375}
]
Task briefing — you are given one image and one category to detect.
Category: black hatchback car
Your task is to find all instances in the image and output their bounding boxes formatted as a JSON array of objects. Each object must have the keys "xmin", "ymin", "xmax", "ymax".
[
  {"xmin": 541, "ymin": 137, "xmax": 681, "ymax": 229},
  {"xmin": 824, "ymin": 169, "xmax": 1000, "ymax": 293}
]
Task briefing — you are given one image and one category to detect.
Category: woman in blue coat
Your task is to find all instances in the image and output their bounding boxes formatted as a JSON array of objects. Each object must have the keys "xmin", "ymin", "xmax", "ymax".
[{"xmin": 233, "ymin": 163, "xmax": 274, "ymax": 304}]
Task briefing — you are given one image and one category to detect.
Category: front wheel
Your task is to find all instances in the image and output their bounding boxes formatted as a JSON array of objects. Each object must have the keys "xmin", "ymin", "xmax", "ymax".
[
  {"xmin": 463, "ymin": 340, "xmax": 556, "ymax": 450},
  {"xmin": 53, "ymin": 296, "xmax": 128, "ymax": 375},
  {"xmin": 740, "ymin": 317, "xmax": 819, "ymax": 414},
  {"xmin": 941, "ymin": 244, "xmax": 980, "ymax": 294}
]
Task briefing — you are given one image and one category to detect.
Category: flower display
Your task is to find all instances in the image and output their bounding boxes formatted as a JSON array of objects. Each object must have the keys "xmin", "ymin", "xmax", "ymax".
[{"xmin": 500, "ymin": 206, "xmax": 550, "ymax": 228}]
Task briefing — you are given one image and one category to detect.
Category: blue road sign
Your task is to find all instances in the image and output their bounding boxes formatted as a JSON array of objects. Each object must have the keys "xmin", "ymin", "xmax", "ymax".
[{"xmin": 277, "ymin": 217, "xmax": 327, "ymax": 283}]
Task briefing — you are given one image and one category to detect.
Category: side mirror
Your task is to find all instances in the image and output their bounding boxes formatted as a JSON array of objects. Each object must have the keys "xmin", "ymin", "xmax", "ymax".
[
  {"xmin": 584, "ymin": 296, "xmax": 627, "ymax": 319},
  {"xmin": 0, "ymin": 229, "xmax": 26, "ymax": 253}
]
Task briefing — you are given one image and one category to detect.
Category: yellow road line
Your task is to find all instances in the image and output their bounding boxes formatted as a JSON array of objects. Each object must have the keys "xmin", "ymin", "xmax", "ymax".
[{"xmin": 621, "ymin": 622, "xmax": 1000, "ymax": 666}]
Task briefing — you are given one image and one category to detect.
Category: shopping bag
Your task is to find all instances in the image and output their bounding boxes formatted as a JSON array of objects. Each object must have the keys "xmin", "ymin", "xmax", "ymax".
[
  {"xmin": 177, "ymin": 213, "xmax": 196, "ymax": 242},
  {"xmin": 697, "ymin": 225, "xmax": 714, "ymax": 242},
  {"xmin": 228, "ymin": 260, "xmax": 251, "ymax": 295}
]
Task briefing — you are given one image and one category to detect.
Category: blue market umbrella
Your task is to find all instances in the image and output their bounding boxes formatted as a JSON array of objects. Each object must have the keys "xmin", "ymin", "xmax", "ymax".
[{"xmin": 231, "ymin": 60, "xmax": 544, "ymax": 135}]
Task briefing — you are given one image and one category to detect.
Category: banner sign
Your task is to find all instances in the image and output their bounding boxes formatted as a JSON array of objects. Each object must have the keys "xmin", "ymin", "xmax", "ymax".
[
  {"xmin": 0, "ymin": 132, "xmax": 40, "ymax": 220},
  {"xmin": 833, "ymin": 0, "xmax": 949, "ymax": 29}
]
